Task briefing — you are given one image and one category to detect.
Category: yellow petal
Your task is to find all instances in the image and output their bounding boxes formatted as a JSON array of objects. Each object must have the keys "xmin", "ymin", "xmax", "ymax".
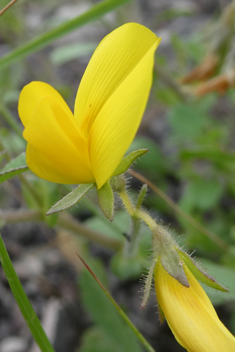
[
  {"xmin": 18, "ymin": 81, "xmax": 73, "ymax": 128},
  {"xmin": 154, "ymin": 261, "xmax": 235, "ymax": 352},
  {"xmin": 74, "ymin": 23, "xmax": 160, "ymax": 135},
  {"xmin": 26, "ymin": 144, "xmax": 83, "ymax": 184},
  {"xmin": 75, "ymin": 23, "xmax": 160, "ymax": 188},
  {"xmin": 23, "ymin": 97, "xmax": 94, "ymax": 184}
]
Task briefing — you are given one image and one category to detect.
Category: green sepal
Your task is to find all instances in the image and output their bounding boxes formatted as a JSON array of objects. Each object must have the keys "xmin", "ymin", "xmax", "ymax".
[
  {"xmin": 152, "ymin": 226, "xmax": 189, "ymax": 287},
  {"xmin": 112, "ymin": 149, "xmax": 148, "ymax": 177},
  {"xmin": 177, "ymin": 249, "xmax": 228, "ymax": 292},
  {"xmin": 47, "ymin": 183, "xmax": 94, "ymax": 215},
  {"xmin": 156, "ymin": 300, "xmax": 165, "ymax": 324},
  {"xmin": 97, "ymin": 181, "xmax": 114, "ymax": 221},
  {"xmin": 0, "ymin": 152, "xmax": 29, "ymax": 184},
  {"xmin": 141, "ymin": 259, "xmax": 156, "ymax": 309},
  {"xmin": 136, "ymin": 184, "xmax": 148, "ymax": 209},
  {"xmin": 161, "ymin": 249, "xmax": 189, "ymax": 287}
]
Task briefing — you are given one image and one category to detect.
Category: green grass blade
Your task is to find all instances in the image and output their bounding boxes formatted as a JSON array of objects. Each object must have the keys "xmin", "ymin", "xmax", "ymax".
[
  {"xmin": 0, "ymin": 0, "xmax": 133, "ymax": 70},
  {"xmin": 77, "ymin": 253, "xmax": 157, "ymax": 352},
  {"xmin": 0, "ymin": 235, "xmax": 55, "ymax": 352}
]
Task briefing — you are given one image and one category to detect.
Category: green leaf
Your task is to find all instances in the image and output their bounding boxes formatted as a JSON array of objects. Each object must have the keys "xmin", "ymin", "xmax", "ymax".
[
  {"xmin": 0, "ymin": 0, "xmax": 133, "ymax": 70},
  {"xmin": 47, "ymin": 183, "xmax": 94, "ymax": 215},
  {"xmin": 179, "ymin": 178, "xmax": 223, "ymax": 211},
  {"xmin": 50, "ymin": 43, "xmax": 97, "ymax": 65},
  {"xmin": 0, "ymin": 152, "xmax": 28, "ymax": 184},
  {"xmin": 1, "ymin": 152, "xmax": 26, "ymax": 172},
  {"xmin": 112, "ymin": 149, "xmax": 148, "ymax": 176},
  {"xmin": 97, "ymin": 181, "xmax": 114, "ymax": 221},
  {"xmin": 0, "ymin": 235, "xmax": 55, "ymax": 352},
  {"xmin": 167, "ymin": 104, "xmax": 208, "ymax": 141}
]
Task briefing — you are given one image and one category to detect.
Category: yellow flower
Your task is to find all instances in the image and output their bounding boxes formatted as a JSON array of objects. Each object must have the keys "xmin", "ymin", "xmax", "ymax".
[
  {"xmin": 18, "ymin": 23, "xmax": 160, "ymax": 189},
  {"xmin": 154, "ymin": 259, "xmax": 235, "ymax": 352}
]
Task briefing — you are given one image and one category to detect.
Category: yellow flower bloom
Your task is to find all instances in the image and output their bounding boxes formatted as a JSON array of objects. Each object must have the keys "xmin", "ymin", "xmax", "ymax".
[
  {"xmin": 154, "ymin": 260, "xmax": 235, "ymax": 352},
  {"xmin": 18, "ymin": 23, "xmax": 160, "ymax": 189}
]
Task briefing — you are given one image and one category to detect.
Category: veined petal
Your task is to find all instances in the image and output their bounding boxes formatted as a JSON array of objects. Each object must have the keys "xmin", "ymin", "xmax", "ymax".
[
  {"xmin": 23, "ymin": 97, "xmax": 94, "ymax": 184},
  {"xmin": 87, "ymin": 28, "xmax": 160, "ymax": 188},
  {"xmin": 19, "ymin": 81, "xmax": 74, "ymax": 128},
  {"xmin": 154, "ymin": 261, "xmax": 235, "ymax": 352},
  {"xmin": 74, "ymin": 22, "xmax": 160, "ymax": 138}
]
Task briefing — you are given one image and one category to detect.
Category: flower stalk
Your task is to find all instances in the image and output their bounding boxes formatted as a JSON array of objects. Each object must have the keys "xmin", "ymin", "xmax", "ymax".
[{"xmin": 115, "ymin": 175, "xmax": 235, "ymax": 351}]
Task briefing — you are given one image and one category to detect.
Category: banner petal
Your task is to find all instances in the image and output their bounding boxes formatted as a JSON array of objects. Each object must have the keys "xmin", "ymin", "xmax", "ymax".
[
  {"xmin": 89, "ymin": 34, "xmax": 159, "ymax": 188},
  {"xmin": 74, "ymin": 23, "xmax": 160, "ymax": 138}
]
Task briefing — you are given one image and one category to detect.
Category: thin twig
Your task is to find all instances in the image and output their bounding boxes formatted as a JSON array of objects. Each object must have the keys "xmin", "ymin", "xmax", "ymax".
[
  {"xmin": 0, "ymin": 0, "xmax": 18, "ymax": 16},
  {"xmin": 128, "ymin": 170, "xmax": 228, "ymax": 251},
  {"xmin": 0, "ymin": 209, "xmax": 42, "ymax": 223},
  {"xmin": 0, "ymin": 209, "xmax": 122, "ymax": 250}
]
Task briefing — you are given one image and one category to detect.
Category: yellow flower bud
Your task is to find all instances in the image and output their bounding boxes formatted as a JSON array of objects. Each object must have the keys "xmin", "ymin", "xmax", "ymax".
[{"xmin": 154, "ymin": 260, "xmax": 235, "ymax": 352}]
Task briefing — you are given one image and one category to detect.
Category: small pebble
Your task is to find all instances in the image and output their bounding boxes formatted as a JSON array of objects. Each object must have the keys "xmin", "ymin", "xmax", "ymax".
[{"xmin": 0, "ymin": 336, "xmax": 28, "ymax": 352}]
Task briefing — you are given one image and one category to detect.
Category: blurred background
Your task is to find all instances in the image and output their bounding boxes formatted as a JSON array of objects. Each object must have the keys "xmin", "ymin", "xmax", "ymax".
[{"xmin": 1, "ymin": 0, "xmax": 235, "ymax": 351}]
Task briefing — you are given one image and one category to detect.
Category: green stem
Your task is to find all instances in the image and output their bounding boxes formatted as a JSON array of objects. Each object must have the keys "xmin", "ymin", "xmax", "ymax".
[
  {"xmin": 0, "ymin": 234, "xmax": 55, "ymax": 352},
  {"xmin": 122, "ymin": 215, "xmax": 140, "ymax": 258},
  {"xmin": 118, "ymin": 188, "xmax": 156, "ymax": 231},
  {"xmin": 129, "ymin": 169, "xmax": 228, "ymax": 250},
  {"xmin": 129, "ymin": 216, "xmax": 141, "ymax": 255},
  {"xmin": 118, "ymin": 189, "xmax": 135, "ymax": 214},
  {"xmin": 137, "ymin": 209, "xmax": 156, "ymax": 231},
  {"xmin": 118, "ymin": 188, "xmax": 158, "ymax": 258}
]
